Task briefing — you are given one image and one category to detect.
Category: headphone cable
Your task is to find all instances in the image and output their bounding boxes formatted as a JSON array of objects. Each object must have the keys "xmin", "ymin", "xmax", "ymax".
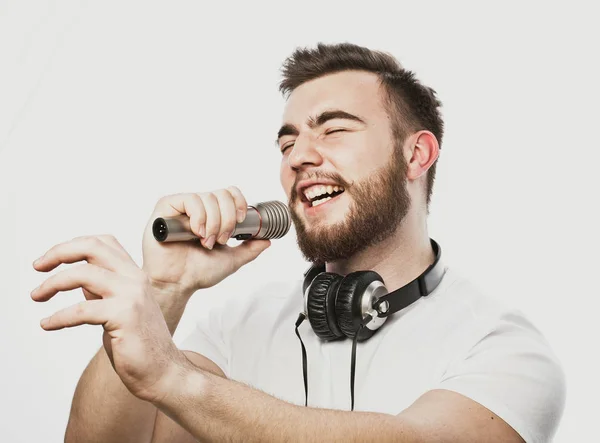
[
  {"xmin": 350, "ymin": 314, "xmax": 373, "ymax": 411},
  {"xmin": 295, "ymin": 312, "xmax": 374, "ymax": 412},
  {"xmin": 294, "ymin": 313, "xmax": 309, "ymax": 407}
]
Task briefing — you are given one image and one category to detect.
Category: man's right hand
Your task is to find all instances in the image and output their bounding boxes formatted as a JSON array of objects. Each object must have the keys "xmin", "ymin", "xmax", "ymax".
[{"xmin": 141, "ymin": 186, "xmax": 272, "ymax": 297}]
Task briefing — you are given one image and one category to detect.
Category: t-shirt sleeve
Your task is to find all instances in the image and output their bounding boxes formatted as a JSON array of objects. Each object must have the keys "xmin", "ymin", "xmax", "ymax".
[
  {"xmin": 177, "ymin": 298, "xmax": 230, "ymax": 377},
  {"xmin": 434, "ymin": 310, "xmax": 566, "ymax": 443}
]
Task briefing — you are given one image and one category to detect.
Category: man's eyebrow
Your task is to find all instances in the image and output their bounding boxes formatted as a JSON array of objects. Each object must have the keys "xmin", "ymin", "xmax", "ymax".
[
  {"xmin": 276, "ymin": 110, "xmax": 366, "ymax": 145},
  {"xmin": 276, "ymin": 124, "xmax": 299, "ymax": 144},
  {"xmin": 309, "ymin": 110, "xmax": 366, "ymax": 127}
]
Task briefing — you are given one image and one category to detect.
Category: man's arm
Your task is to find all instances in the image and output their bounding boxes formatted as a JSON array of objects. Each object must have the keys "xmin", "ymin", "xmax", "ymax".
[
  {"xmin": 64, "ymin": 346, "xmax": 158, "ymax": 443},
  {"xmin": 152, "ymin": 359, "xmax": 525, "ymax": 443},
  {"xmin": 150, "ymin": 351, "xmax": 226, "ymax": 443},
  {"xmin": 64, "ymin": 285, "xmax": 191, "ymax": 443}
]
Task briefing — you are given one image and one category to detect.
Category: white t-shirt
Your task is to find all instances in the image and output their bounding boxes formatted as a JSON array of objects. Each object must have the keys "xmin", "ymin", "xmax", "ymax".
[{"xmin": 179, "ymin": 265, "xmax": 566, "ymax": 443}]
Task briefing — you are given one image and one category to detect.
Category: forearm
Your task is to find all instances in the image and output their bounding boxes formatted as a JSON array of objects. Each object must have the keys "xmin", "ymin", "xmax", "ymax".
[
  {"xmin": 154, "ymin": 365, "xmax": 420, "ymax": 443},
  {"xmin": 65, "ymin": 286, "xmax": 192, "ymax": 443},
  {"xmin": 148, "ymin": 281, "xmax": 194, "ymax": 335},
  {"xmin": 65, "ymin": 347, "xmax": 158, "ymax": 443}
]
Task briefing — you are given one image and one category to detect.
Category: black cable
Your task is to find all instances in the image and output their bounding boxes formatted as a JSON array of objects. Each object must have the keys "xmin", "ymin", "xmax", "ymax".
[
  {"xmin": 350, "ymin": 314, "xmax": 372, "ymax": 411},
  {"xmin": 294, "ymin": 313, "xmax": 308, "ymax": 407},
  {"xmin": 295, "ymin": 312, "xmax": 373, "ymax": 411}
]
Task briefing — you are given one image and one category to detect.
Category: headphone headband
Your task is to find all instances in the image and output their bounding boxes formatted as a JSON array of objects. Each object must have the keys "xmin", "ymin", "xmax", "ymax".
[
  {"xmin": 302, "ymin": 238, "xmax": 444, "ymax": 318},
  {"xmin": 373, "ymin": 238, "xmax": 443, "ymax": 317}
]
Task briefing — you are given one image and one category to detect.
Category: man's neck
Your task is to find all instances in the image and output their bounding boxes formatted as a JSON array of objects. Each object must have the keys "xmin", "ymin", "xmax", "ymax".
[{"xmin": 325, "ymin": 214, "xmax": 435, "ymax": 291}]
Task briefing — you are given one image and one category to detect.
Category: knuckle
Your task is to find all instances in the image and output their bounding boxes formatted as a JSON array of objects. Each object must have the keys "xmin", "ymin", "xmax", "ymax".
[
  {"xmin": 192, "ymin": 213, "xmax": 205, "ymax": 226},
  {"xmin": 204, "ymin": 192, "xmax": 218, "ymax": 204},
  {"xmin": 205, "ymin": 204, "xmax": 221, "ymax": 221},
  {"xmin": 45, "ymin": 272, "xmax": 60, "ymax": 286},
  {"xmin": 191, "ymin": 196, "xmax": 206, "ymax": 215},
  {"xmin": 41, "ymin": 247, "xmax": 55, "ymax": 260},
  {"xmin": 156, "ymin": 193, "xmax": 178, "ymax": 207},
  {"xmin": 83, "ymin": 236, "xmax": 102, "ymax": 248},
  {"xmin": 130, "ymin": 271, "xmax": 148, "ymax": 290},
  {"xmin": 156, "ymin": 195, "xmax": 169, "ymax": 206},
  {"xmin": 215, "ymin": 188, "xmax": 231, "ymax": 198},
  {"xmin": 73, "ymin": 233, "xmax": 99, "ymax": 241},
  {"xmin": 67, "ymin": 237, "xmax": 86, "ymax": 249},
  {"xmin": 98, "ymin": 234, "xmax": 119, "ymax": 246},
  {"xmin": 226, "ymin": 185, "xmax": 240, "ymax": 194},
  {"xmin": 216, "ymin": 188, "xmax": 237, "ymax": 214},
  {"xmin": 76, "ymin": 262, "xmax": 90, "ymax": 272},
  {"xmin": 74, "ymin": 303, "xmax": 86, "ymax": 317},
  {"xmin": 191, "ymin": 217, "xmax": 202, "ymax": 235},
  {"xmin": 128, "ymin": 293, "xmax": 145, "ymax": 312},
  {"xmin": 134, "ymin": 272, "xmax": 149, "ymax": 287}
]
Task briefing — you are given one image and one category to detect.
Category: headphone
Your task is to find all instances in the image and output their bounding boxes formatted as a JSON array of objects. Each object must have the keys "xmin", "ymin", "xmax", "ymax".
[
  {"xmin": 294, "ymin": 237, "xmax": 445, "ymax": 410},
  {"xmin": 302, "ymin": 237, "xmax": 445, "ymax": 341}
]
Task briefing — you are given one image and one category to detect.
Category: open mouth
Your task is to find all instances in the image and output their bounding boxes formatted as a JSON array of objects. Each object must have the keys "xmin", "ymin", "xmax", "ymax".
[{"xmin": 303, "ymin": 188, "xmax": 345, "ymax": 208}]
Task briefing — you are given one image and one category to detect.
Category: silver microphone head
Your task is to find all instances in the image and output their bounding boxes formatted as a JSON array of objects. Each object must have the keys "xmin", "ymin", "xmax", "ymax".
[{"xmin": 231, "ymin": 200, "xmax": 291, "ymax": 240}]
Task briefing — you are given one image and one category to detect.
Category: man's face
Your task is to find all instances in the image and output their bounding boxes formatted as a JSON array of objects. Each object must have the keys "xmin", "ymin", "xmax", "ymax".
[{"xmin": 278, "ymin": 71, "xmax": 412, "ymax": 264}]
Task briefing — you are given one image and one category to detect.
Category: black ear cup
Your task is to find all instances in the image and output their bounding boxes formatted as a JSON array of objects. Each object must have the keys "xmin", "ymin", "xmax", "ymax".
[
  {"xmin": 335, "ymin": 271, "xmax": 383, "ymax": 341},
  {"xmin": 306, "ymin": 273, "xmax": 345, "ymax": 341}
]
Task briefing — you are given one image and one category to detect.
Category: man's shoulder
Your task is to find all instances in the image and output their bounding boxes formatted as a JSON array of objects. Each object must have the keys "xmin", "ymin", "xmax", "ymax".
[
  {"xmin": 435, "ymin": 266, "xmax": 519, "ymax": 321},
  {"xmin": 434, "ymin": 267, "xmax": 559, "ymax": 360},
  {"xmin": 432, "ymin": 270, "xmax": 566, "ymax": 443},
  {"xmin": 425, "ymin": 267, "xmax": 549, "ymax": 347}
]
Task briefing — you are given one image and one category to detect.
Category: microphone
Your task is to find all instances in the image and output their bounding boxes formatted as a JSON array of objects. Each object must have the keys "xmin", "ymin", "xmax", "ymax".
[{"xmin": 152, "ymin": 200, "xmax": 291, "ymax": 242}]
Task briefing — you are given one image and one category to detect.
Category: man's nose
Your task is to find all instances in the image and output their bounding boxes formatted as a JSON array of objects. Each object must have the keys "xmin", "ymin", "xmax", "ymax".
[{"xmin": 287, "ymin": 133, "xmax": 323, "ymax": 170}]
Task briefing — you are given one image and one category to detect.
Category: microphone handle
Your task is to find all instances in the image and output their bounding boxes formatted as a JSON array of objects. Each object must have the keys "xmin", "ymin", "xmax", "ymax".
[{"xmin": 152, "ymin": 200, "xmax": 291, "ymax": 242}]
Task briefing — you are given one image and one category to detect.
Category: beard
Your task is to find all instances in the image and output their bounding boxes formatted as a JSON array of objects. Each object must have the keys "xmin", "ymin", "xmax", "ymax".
[{"xmin": 288, "ymin": 146, "xmax": 411, "ymax": 265}]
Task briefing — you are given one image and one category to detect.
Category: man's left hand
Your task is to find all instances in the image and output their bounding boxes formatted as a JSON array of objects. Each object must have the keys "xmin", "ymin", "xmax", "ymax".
[{"xmin": 31, "ymin": 235, "xmax": 188, "ymax": 403}]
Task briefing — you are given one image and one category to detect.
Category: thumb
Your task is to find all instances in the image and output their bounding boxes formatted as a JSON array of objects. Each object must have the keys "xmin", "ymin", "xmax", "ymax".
[{"xmin": 232, "ymin": 239, "xmax": 271, "ymax": 268}]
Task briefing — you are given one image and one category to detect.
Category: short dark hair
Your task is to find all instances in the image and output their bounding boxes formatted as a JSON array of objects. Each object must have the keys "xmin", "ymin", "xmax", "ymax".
[{"xmin": 279, "ymin": 42, "xmax": 444, "ymax": 211}]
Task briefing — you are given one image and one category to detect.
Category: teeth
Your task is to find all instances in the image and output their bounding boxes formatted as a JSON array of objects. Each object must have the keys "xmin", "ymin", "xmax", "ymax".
[
  {"xmin": 303, "ymin": 184, "xmax": 344, "ymax": 201},
  {"xmin": 312, "ymin": 196, "xmax": 332, "ymax": 207}
]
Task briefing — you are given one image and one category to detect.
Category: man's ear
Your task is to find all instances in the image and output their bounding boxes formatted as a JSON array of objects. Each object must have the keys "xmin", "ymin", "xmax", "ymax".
[{"xmin": 406, "ymin": 130, "xmax": 439, "ymax": 181}]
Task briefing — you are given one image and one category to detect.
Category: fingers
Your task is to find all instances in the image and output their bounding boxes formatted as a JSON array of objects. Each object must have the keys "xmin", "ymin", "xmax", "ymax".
[
  {"xmin": 203, "ymin": 186, "xmax": 249, "ymax": 247},
  {"xmin": 197, "ymin": 192, "xmax": 220, "ymax": 249},
  {"xmin": 96, "ymin": 234, "xmax": 136, "ymax": 263},
  {"xmin": 153, "ymin": 186, "xmax": 248, "ymax": 250},
  {"xmin": 31, "ymin": 263, "xmax": 119, "ymax": 302},
  {"xmin": 41, "ymin": 299, "xmax": 108, "ymax": 331},
  {"xmin": 33, "ymin": 236, "xmax": 139, "ymax": 276},
  {"xmin": 212, "ymin": 189, "xmax": 238, "ymax": 246},
  {"xmin": 226, "ymin": 185, "xmax": 249, "ymax": 224},
  {"xmin": 156, "ymin": 193, "xmax": 208, "ymax": 239}
]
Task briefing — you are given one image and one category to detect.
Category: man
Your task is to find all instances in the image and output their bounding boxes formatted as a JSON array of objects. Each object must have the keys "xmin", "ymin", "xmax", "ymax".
[{"xmin": 32, "ymin": 43, "xmax": 565, "ymax": 442}]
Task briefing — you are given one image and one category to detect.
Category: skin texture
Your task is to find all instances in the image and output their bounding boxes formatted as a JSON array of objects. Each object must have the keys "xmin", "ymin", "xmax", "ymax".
[
  {"xmin": 35, "ymin": 70, "xmax": 525, "ymax": 443},
  {"xmin": 280, "ymin": 71, "xmax": 411, "ymax": 265},
  {"xmin": 280, "ymin": 71, "xmax": 438, "ymax": 291}
]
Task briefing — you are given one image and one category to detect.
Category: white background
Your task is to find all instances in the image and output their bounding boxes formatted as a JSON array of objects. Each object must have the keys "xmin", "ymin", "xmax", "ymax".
[{"xmin": 1, "ymin": 1, "xmax": 598, "ymax": 441}]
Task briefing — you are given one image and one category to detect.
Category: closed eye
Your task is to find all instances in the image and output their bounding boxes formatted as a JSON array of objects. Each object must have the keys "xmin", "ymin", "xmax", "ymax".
[
  {"xmin": 325, "ymin": 129, "xmax": 346, "ymax": 135},
  {"xmin": 281, "ymin": 129, "xmax": 347, "ymax": 154},
  {"xmin": 281, "ymin": 143, "xmax": 294, "ymax": 154}
]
